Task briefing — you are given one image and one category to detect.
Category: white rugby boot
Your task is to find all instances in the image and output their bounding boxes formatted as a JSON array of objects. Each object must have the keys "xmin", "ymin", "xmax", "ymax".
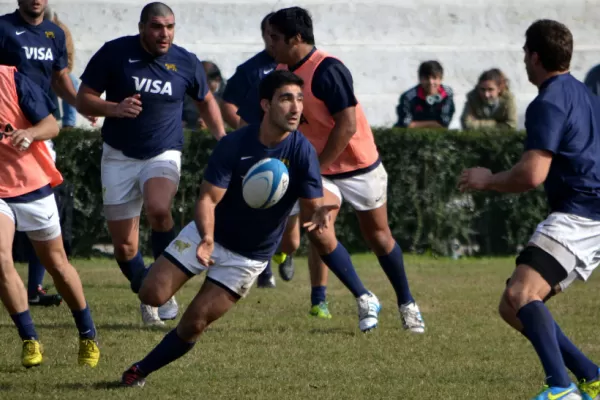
[
  {"xmin": 158, "ymin": 296, "xmax": 179, "ymax": 321},
  {"xmin": 399, "ymin": 302, "xmax": 425, "ymax": 333},
  {"xmin": 140, "ymin": 303, "xmax": 164, "ymax": 326},
  {"xmin": 357, "ymin": 292, "xmax": 381, "ymax": 332}
]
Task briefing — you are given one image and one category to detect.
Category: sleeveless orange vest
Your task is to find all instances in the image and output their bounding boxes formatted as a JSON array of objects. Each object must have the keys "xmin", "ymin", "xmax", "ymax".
[
  {"xmin": 0, "ymin": 65, "xmax": 62, "ymax": 198},
  {"xmin": 277, "ymin": 49, "xmax": 379, "ymax": 175}
]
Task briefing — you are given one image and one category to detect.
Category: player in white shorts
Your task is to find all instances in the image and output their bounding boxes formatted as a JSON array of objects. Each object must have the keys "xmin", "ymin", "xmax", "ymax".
[
  {"xmin": 0, "ymin": 64, "xmax": 99, "ymax": 369},
  {"xmin": 76, "ymin": 2, "xmax": 226, "ymax": 325},
  {"xmin": 270, "ymin": 7, "xmax": 424, "ymax": 331},
  {"xmin": 120, "ymin": 70, "xmax": 382, "ymax": 387},
  {"xmin": 460, "ymin": 19, "xmax": 600, "ymax": 400}
]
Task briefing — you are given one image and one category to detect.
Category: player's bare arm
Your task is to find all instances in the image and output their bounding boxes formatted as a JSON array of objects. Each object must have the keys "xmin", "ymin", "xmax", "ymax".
[
  {"xmin": 195, "ymin": 90, "xmax": 227, "ymax": 140},
  {"xmin": 53, "ymin": 68, "xmax": 97, "ymax": 124},
  {"xmin": 6, "ymin": 114, "xmax": 59, "ymax": 151},
  {"xmin": 194, "ymin": 180, "xmax": 227, "ymax": 266},
  {"xmin": 318, "ymin": 106, "xmax": 357, "ymax": 169},
  {"xmin": 77, "ymin": 84, "xmax": 142, "ymax": 119},
  {"xmin": 459, "ymin": 149, "xmax": 553, "ymax": 193},
  {"xmin": 219, "ymin": 100, "xmax": 241, "ymax": 129},
  {"xmin": 51, "ymin": 68, "xmax": 77, "ymax": 107}
]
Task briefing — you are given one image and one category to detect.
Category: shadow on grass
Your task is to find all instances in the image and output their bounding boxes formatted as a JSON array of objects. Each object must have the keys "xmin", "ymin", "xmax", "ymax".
[
  {"xmin": 56, "ymin": 381, "xmax": 126, "ymax": 391},
  {"xmin": 0, "ymin": 322, "xmax": 171, "ymax": 332}
]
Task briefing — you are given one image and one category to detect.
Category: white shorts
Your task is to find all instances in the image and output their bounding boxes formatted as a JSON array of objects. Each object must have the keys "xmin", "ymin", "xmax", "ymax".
[
  {"xmin": 528, "ymin": 212, "xmax": 600, "ymax": 291},
  {"xmin": 0, "ymin": 195, "xmax": 61, "ymax": 240},
  {"xmin": 290, "ymin": 162, "xmax": 388, "ymax": 216},
  {"xmin": 163, "ymin": 222, "xmax": 268, "ymax": 298},
  {"xmin": 101, "ymin": 143, "xmax": 181, "ymax": 219}
]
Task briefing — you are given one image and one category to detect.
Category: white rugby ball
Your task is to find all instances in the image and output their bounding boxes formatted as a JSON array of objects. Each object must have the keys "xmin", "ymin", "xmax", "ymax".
[{"xmin": 242, "ymin": 158, "xmax": 289, "ymax": 209}]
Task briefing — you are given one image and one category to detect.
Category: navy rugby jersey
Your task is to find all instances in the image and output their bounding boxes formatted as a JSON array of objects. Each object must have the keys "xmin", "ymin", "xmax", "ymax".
[
  {"xmin": 222, "ymin": 50, "xmax": 277, "ymax": 125},
  {"xmin": 80, "ymin": 35, "xmax": 209, "ymax": 159},
  {"xmin": 203, "ymin": 124, "xmax": 322, "ymax": 260},
  {"xmin": 525, "ymin": 73, "xmax": 600, "ymax": 220},
  {"xmin": 0, "ymin": 10, "xmax": 67, "ymax": 93}
]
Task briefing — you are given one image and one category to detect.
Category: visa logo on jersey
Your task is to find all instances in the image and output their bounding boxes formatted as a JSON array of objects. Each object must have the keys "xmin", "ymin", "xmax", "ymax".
[
  {"xmin": 22, "ymin": 46, "xmax": 53, "ymax": 61},
  {"xmin": 132, "ymin": 76, "xmax": 172, "ymax": 95}
]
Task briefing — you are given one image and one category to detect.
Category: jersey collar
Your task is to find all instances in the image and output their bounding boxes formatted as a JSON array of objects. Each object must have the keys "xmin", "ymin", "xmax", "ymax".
[{"xmin": 289, "ymin": 47, "xmax": 317, "ymax": 72}]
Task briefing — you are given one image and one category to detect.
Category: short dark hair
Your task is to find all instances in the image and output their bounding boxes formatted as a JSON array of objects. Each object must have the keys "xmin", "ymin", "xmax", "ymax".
[
  {"xmin": 140, "ymin": 2, "xmax": 174, "ymax": 24},
  {"xmin": 418, "ymin": 61, "xmax": 444, "ymax": 79},
  {"xmin": 202, "ymin": 61, "xmax": 222, "ymax": 82},
  {"xmin": 261, "ymin": 12, "xmax": 274, "ymax": 34},
  {"xmin": 269, "ymin": 7, "xmax": 315, "ymax": 45},
  {"xmin": 259, "ymin": 70, "xmax": 304, "ymax": 102},
  {"xmin": 525, "ymin": 19, "xmax": 573, "ymax": 72}
]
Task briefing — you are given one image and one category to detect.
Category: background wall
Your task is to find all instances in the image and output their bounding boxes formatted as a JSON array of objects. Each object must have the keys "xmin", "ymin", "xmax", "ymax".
[{"xmin": 2, "ymin": 0, "xmax": 600, "ymax": 129}]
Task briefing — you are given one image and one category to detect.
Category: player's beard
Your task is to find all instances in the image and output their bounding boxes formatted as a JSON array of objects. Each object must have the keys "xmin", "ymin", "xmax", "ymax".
[
  {"xmin": 21, "ymin": 5, "xmax": 44, "ymax": 19},
  {"xmin": 141, "ymin": 34, "xmax": 171, "ymax": 56},
  {"xmin": 271, "ymin": 114, "xmax": 298, "ymax": 133}
]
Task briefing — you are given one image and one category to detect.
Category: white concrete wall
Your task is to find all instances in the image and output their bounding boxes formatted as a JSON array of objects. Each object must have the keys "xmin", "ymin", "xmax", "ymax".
[{"xmin": 1, "ymin": 0, "xmax": 600, "ymax": 129}]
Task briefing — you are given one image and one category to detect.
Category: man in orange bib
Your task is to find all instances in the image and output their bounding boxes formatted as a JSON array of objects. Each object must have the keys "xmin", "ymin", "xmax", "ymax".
[
  {"xmin": 0, "ymin": 65, "xmax": 99, "ymax": 368},
  {"xmin": 270, "ymin": 7, "xmax": 425, "ymax": 333}
]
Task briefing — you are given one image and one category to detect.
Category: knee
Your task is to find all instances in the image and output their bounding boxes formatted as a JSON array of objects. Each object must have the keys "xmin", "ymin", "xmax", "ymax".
[
  {"xmin": 363, "ymin": 227, "xmax": 394, "ymax": 255},
  {"xmin": 139, "ymin": 282, "xmax": 169, "ymax": 307},
  {"xmin": 307, "ymin": 230, "xmax": 337, "ymax": 255},
  {"xmin": 114, "ymin": 241, "xmax": 138, "ymax": 261},
  {"xmin": 498, "ymin": 294, "xmax": 515, "ymax": 321},
  {"xmin": 504, "ymin": 284, "xmax": 536, "ymax": 311},
  {"xmin": 145, "ymin": 202, "xmax": 172, "ymax": 229},
  {"xmin": 177, "ymin": 313, "xmax": 209, "ymax": 341}
]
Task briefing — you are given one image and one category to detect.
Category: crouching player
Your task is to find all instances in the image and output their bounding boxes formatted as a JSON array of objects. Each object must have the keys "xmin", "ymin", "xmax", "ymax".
[
  {"xmin": 0, "ymin": 65, "xmax": 99, "ymax": 368},
  {"xmin": 120, "ymin": 70, "xmax": 379, "ymax": 386}
]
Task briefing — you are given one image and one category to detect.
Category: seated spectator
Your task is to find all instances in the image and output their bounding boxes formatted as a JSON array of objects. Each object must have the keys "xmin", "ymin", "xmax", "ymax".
[
  {"xmin": 395, "ymin": 60, "xmax": 455, "ymax": 128},
  {"xmin": 460, "ymin": 68, "xmax": 517, "ymax": 130},
  {"xmin": 584, "ymin": 64, "xmax": 600, "ymax": 95}
]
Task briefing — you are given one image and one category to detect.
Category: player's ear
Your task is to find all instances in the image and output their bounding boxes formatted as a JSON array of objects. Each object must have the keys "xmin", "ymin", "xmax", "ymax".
[
  {"xmin": 138, "ymin": 22, "xmax": 144, "ymax": 34},
  {"xmin": 260, "ymin": 98, "xmax": 270, "ymax": 114}
]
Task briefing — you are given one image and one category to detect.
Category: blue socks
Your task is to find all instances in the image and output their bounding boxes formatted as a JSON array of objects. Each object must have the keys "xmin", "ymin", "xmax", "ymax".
[
  {"xmin": 117, "ymin": 251, "xmax": 145, "ymax": 282},
  {"xmin": 137, "ymin": 329, "xmax": 195, "ymax": 375},
  {"xmin": 320, "ymin": 243, "xmax": 368, "ymax": 298},
  {"xmin": 260, "ymin": 261, "xmax": 273, "ymax": 279},
  {"xmin": 518, "ymin": 301, "xmax": 571, "ymax": 388},
  {"xmin": 311, "ymin": 286, "xmax": 327, "ymax": 306},
  {"xmin": 27, "ymin": 246, "xmax": 46, "ymax": 298},
  {"xmin": 71, "ymin": 305, "xmax": 96, "ymax": 339},
  {"xmin": 555, "ymin": 322, "xmax": 599, "ymax": 382},
  {"xmin": 11, "ymin": 310, "xmax": 38, "ymax": 340},
  {"xmin": 151, "ymin": 228, "xmax": 176, "ymax": 260},
  {"xmin": 378, "ymin": 242, "xmax": 414, "ymax": 306}
]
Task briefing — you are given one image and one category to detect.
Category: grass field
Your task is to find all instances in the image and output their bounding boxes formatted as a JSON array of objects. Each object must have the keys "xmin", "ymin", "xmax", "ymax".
[{"xmin": 0, "ymin": 254, "xmax": 598, "ymax": 399}]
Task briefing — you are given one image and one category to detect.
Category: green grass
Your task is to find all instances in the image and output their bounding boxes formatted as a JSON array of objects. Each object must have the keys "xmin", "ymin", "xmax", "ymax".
[{"xmin": 1, "ymin": 254, "xmax": 598, "ymax": 399}]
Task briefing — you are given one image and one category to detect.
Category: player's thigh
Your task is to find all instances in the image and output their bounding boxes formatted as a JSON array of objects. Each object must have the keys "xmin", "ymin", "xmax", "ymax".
[
  {"xmin": 142, "ymin": 177, "xmax": 177, "ymax": 217},
  {"xmin": 11, "ymin": 194, "xmax": 63, "ymax": 246},
  {"xmin": 334, "ymin": 162, "xmax": 388, "ymax": 212},
  {"xmin": 139, "ymin": 254, "xmax": 192, "ymax": 306},
  {"xmin": 0, "ymin": 202, "xmax": 16, "ymax": 273},
  {"xmin": 280, "ymin": 214, "xmax": 301, "ymax": 253},
  {"xmin": 177, "ymin": 279, "xmax": 239, "ymax": 341},
  {"xmin": 306, "ymin": 185, "xmax": 342, "ymax": 254},
  {"xmin": 205, "ymin": 247, "xmax": 268, "ymax": 300},
  {"xmin": 504, "ymin": 214, "xmax": 591, "ymax": 307},
  {"xmin": 140, "ymin": 150, "xmax": 181, "ymax": 209},
  {"xmin": 9, "ymin": 196, "xmax": 68, "ymax": 271},
  {"xmin": 101, "ymin": 143, "xmax": 144, "ymax": 211}
]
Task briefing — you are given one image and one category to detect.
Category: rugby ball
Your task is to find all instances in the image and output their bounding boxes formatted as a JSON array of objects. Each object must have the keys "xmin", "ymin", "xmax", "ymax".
[{"xmin": 242, "ymin": 158, "xmax": 289, "ymax": 209}]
